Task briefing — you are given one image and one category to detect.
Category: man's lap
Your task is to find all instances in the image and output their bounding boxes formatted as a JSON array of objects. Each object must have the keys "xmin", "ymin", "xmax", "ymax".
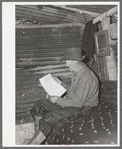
[{"xmin": 30, "ymin": 98, "xmax": 81, "ymax": 119}]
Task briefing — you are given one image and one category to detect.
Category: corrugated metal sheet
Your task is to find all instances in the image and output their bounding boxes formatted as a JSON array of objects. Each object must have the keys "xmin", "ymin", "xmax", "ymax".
[
  {"xmin": 67, "ymin": 5, "xmax": 116, "ymax": 14},
  {"xmin": 16, "ymin": 5, "xmax": 87, "ymax": 25},
  {"xmin": 16, "ymin": 23, "xmax": 83, "ymax": 121},
  {"xmin": 16, "ymin": 23, "xmax": 84, "ymax": 70},
  {"xmin": 16, "ymin": 5, "xmax": 116, "ymax": 26}
]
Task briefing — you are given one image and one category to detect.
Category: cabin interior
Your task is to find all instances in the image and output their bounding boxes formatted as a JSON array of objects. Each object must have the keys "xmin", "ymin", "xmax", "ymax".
[{"xmin": 15, "ymin": 4, "xmax": 118, "ymax": 145}]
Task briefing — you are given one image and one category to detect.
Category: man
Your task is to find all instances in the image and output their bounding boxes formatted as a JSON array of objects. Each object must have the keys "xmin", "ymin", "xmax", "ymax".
[{"xmin": 30, "ymin": 47, "xmax": 99, "ymax": 144}]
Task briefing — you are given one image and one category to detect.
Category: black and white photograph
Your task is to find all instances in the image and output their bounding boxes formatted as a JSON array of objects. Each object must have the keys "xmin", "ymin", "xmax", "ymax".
[{"xmin": 2, "ymin": 1, "xmax": 120, "ymax": 147}]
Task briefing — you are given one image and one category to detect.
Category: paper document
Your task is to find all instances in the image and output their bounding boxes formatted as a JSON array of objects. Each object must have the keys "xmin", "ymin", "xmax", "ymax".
[{"xmin": 39, "ymin": 74, "xmax": 67, "ymax": 97}]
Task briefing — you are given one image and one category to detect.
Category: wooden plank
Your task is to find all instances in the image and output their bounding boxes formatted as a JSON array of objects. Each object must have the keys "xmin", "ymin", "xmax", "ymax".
[
  {"xmin": 52, "ymin": 5, "xmax": 100, "ymax": 17},
  {"xmin": 93, "ymin": 6, "xmax": 118, "ymax": 24},
  {"xmin": 16, "ymin": 5, "xmax": 84, "ymax": 23},
  {"xmin": 16, "ymin": 50, "xmax": 65, "ymax": 55},
  {"xmin": 16, "ymin": 27, "xmax": 83, "ymax": 36},
  {"xmin": 16, "ymin": 61, "xmax": 64, "ymax": 68},
  {"xmin": 16, "ymin": 57, "xmax": 63, "ymax": 63},
  {"xmin": 103, "ymin": 56, "xmax": 108, "ymax": 81},
  {"xmin": 16, "ymin": 53, "xmax": 64, "ymax": 58},
  {"xmin": 100, "ymin": 57, "xmax": 104, "ymax": 81},
  {"xmin": 30, "ymin": 63, "xmax": 66, "ymax": 70},
  {"xmin": 97, "ymin": 56, "xmax": 101, "ymax": 80},
  {"xmin": 35, "ymin": 68, "xmax": 70, "ymax": 74},
  {"xmin": 16, "ymin": 37, "xmax": 82, "ymax": 42},
  {"xmin": 16, "ymin": 23, "xmax": 83, "ymax": 29},
  {"xmin": 43, "ymin": 6, "xmax": 85, "ymax": 21}
]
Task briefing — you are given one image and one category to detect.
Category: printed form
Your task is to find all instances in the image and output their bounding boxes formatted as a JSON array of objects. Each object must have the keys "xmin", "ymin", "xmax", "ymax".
[{"xmin": 39, "ymin": 74, "xmax": 67, "ymax": 97}]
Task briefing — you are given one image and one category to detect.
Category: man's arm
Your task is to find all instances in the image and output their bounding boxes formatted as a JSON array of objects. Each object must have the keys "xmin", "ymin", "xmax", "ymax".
[
  {"xmin": 57, "ymin": 77, "xmax": 98, "ymax": 107},
  {"xmin": 52, "ymin": 75, "xmax": 69, "ymax": 89}
]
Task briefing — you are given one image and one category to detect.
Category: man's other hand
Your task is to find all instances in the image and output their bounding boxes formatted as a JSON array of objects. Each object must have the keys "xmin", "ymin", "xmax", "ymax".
[
  {"xmin": 46, "ymin": 94, "xmax": 50, "ymax": 99},
  {"xmin": 49, "ymin": 96, "xmax": 58, "ymax": 103},
  {"xmin": 52, "ymin": 76, "xmax": 62, "ymax": 85}
]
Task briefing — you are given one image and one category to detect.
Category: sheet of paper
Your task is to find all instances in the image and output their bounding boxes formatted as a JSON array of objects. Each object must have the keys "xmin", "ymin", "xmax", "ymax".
[{"xmin": 39, "ymin": 74, "xmax": 67, "ymax": 97}]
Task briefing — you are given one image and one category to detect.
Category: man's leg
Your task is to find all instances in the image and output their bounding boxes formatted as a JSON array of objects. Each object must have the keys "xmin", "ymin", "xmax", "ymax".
[
  {"xmin": 41, "ymin": 106, "xmax": 81, "ymax": 125},
  {"xmin": 30, "ymin": 98, "xmax": 61, "ymax": 118},
  {"xmin": 38, "ymin": 106, "xmax": 81, "ymax": 137},
  {"xmin": 30, "ymin": 98, "xmax": 62, "ymax": 134},
  {"xmin": 38, "ymin": 105, "xmax": 94, "ymax": 136}
]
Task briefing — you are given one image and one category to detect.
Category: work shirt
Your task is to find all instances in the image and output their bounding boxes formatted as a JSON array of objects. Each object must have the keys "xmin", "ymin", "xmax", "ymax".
[{"xmin": 57, "ymin": 63, "xmax": 99, "ymax": 108}]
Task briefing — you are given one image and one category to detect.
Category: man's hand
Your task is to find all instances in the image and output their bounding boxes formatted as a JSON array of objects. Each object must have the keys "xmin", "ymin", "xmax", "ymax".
[
  {"xmin": 46, "ymin": 94, "xmax": 58, "ymax": 103},
  {"xmin": 46, "ymin": 94, "xmax": 50, "ymax": 99},
  {"xmin": 52, "ymin": 76, "xmax": 62, "ymax": 85},
  {"xmin": 49, "ymin": 96, "xmax": 58, "ymax": 103}
]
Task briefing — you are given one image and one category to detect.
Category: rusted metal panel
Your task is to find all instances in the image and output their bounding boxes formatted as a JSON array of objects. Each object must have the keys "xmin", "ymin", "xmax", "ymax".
[
  {"xmin": 16, "ymin": 5, "xmax": 117, "ymax": 27},
  {"xmin": 16, "ymin": 5, "xmax": 86, "ymax": 25},
  {"xmin": 67, "ymin": 5, "xmax": 116, "ymax": 14},
  {"xmin": 16, "ymin": 24, "xmax": 84, "ymax": 68}
]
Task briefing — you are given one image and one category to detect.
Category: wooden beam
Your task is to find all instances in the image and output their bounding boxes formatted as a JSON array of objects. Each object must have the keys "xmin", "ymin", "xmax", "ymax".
[
  {"xmin": 93, "ymin": 6, "xmax": 118, "ymax": 24},
  {"xmin": 16, "ymin": 22, "xmax": 83, "ymax": 28},
  {"xmin": 52, "ymin": 5, "xmax": 101, "ymax": 17}
]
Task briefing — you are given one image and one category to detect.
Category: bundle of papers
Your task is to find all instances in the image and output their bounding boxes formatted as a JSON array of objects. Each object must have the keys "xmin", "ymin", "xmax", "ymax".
[{"xmin": 39, "ymin": 74, "xmax": 67, "ymax": 97}]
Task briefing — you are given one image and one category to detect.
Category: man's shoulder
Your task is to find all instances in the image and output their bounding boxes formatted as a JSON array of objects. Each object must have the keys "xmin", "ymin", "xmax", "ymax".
[{"xmin": 78, "ymin": 67, "xmax": 98, "ymax": 84}]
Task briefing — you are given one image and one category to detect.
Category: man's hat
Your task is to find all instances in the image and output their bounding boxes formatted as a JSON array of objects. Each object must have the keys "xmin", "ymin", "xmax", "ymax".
[{"xmin": 63, "ymin": 48, "xmax": 86, "ymax": 61}]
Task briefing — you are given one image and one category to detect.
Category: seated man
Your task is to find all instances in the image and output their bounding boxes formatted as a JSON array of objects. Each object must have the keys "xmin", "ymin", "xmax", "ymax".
[{"xmin": 30, "ymin": 47, "xmax": 99, "ymax": 144}]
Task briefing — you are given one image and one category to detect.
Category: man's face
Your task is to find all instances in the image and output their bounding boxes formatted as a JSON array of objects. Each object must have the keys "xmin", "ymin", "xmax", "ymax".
[{"xmin": 65, "ymin": 60, "xmax": 78, "ymax": 72}]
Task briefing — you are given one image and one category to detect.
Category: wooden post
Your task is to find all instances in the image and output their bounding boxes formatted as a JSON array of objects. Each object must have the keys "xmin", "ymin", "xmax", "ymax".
[{"xmin": 101, "ymin": 17, "xmax": 117, "ymax": 80}]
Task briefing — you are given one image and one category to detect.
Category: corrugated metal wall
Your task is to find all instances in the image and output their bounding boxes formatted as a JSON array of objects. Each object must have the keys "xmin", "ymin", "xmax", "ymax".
[
  {"xmin": 16, "ymin": 5, "xmax": 87, "ymax": 25},
  {"xmin": 16, "ymin": 23, "xmax": 84, "ymax": 69},
  {"xmin": 16, "ymin": 24, "xmax": 84, "ymax": 122}
]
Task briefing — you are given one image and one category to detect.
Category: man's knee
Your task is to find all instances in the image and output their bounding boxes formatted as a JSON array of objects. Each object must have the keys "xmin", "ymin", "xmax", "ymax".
[{"xmin": 30, "ymin": 99, "xmax": 48, "ymax": 119}]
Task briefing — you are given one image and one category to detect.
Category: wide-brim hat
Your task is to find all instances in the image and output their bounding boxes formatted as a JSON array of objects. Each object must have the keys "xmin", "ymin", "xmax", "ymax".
[{"xmin": 63, "ymin": 48, "xmax": 86, "ymax": 61}]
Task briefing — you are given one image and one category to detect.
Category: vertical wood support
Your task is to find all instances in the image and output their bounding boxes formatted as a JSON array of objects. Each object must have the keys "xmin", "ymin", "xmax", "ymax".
[{"xmin": 101, "ymin": 17, "xmax": 117, "ymax": 80}]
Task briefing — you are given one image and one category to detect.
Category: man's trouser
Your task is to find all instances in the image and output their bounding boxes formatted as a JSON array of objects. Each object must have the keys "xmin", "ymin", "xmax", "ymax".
[{"xmin": 30, "ymin": 99, "xmax": 94, "ymax": 136}]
